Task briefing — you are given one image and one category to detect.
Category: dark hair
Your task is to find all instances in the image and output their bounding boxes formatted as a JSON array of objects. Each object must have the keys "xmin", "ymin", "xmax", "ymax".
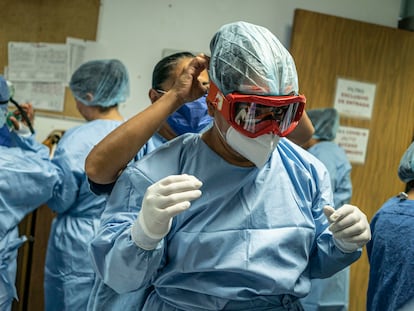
[
  {"xmin": 151, "ymin": 52, "xmax": 195, "ymax": 90},
  {"xmin": 406, "ymin": 180, "xmax": 414, "ymax": 193}
]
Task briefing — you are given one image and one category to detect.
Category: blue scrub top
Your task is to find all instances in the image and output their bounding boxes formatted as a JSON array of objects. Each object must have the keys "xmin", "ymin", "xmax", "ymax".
[
  {"xmin": 90, "ymin": 134, "xmax": 361, "ymax": 311},
  {"xmin": 43, "ymin": 119, "xmax": 122, "ymax": 311},
  {"xmin": 367, "ymin": 196, "xmax": 414, "ymax": 311},
  {"xmin": 0, "ymin": 134, "xmax": 57, "ymax": 238},
  {"xmin": 0, "ymin": 135, "xmax": 57, "ymax": 310}
]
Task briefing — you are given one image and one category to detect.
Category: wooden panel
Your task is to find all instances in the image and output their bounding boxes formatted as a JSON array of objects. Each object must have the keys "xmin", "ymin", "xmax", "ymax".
[
  {"xmin": 3, "ymin": 1, "xmax": 100, "ymax": 309},
  {"xmin": 0, "ymin": 0, "xmax": 100, "ymax": 119},
  {"xmin": 12, "ymin": 207, "xmax": 55, "ymax": 311},
  {"xmin": 290, "ymin": 9, "xmax": 414, "ymax": 310},
  {"xmin": 26, "ymin": 205, "xmax": 55, "ymax": 311},
  {"xmin": 13, "ymin": 215, "xmax": 34, "ymax": 311}
]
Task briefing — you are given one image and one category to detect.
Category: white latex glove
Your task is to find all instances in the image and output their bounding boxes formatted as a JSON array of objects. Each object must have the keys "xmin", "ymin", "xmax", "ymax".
[
  {"xmin": 13, "ymin": 122, "xmax": 32, "ymax": 137},
  {"xmin": 323, "ymin": 204, "xmax": 371, "ymax": 253},
  {"xmin": 131, "ymin": 174, "xmax": 202, "ymax": 250}
]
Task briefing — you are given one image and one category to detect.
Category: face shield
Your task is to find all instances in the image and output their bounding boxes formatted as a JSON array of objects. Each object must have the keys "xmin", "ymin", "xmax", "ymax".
[{"xmin": 207, "ymin": 81, "xmax": 305, "ymax": 138}]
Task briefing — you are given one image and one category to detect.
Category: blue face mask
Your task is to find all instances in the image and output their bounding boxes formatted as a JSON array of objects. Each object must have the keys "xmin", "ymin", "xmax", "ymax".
[{"xmin": 167, "ymin": 95, "xmax": 213, "ymax": 136}]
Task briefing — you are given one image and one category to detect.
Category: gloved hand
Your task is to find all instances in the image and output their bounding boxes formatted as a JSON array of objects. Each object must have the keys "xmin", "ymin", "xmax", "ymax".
[
  {"xmin": 12, "ymin": 121, "xmax": 32, "ymax": 137},
  {"xmin": 131, "ymin": 174, "xmax": 202, "ymax": 250},
  {"xmin": 323, "ymin": 204, "xmax": 371, "ymax": 253},
  {"xmin": 8, "ymin": 102, "xmax": 34, "ymax": 136}
]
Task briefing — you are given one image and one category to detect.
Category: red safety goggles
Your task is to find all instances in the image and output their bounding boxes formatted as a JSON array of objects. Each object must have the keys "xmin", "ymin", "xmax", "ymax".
[{"xmin": 207, "ymin": 81, "xmax": 306, "ymax": 138}]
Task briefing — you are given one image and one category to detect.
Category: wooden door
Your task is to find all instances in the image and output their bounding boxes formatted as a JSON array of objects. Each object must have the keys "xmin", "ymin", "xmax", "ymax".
[{"xmin": 290, "ymin": 9, "xmax": 414, "ymax": 310}]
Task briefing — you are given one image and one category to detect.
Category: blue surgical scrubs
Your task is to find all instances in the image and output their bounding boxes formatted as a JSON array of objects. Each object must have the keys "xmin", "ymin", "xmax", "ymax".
[
  {"xmin": 301, "ymin": 141, "xmax": 352, "ymax": 311},
  {"xmin": 0, "ymin": 134, "xmax": 58, "ymax": 311},
  {"xmin": 90, "ymin": 134, "xmax": 361, "ymax": 311},
  {"xmin": 43, "ymin": 120, "xmax": 119, "ymax": 310},
  {"xmin": 367, "ymin": 196, "xmax": 414, "ymax": 311}
]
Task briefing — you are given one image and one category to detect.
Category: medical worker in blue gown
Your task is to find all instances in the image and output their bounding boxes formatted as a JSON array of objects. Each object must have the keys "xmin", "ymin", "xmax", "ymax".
[
  {"xmin": 0, "ymin": 76, "xmax": 59, "ymax": 311},
  {"xmin": 301, "ymin": 108, "xmax": 353, "ymax": 311},
  {"xmin": 42, "ymin": 59, "xmax": 134, "ymax": 311},
  {"xmin": 89, "ymin": 21, "xmax": 371, "ymax": 311},
  {"xmin": 85, "ymin": 54, "xmax": 314, "ymax": 310},
  {"xmin": 367, "ymin": 141, "xmax": 414, "ymax": 311}
]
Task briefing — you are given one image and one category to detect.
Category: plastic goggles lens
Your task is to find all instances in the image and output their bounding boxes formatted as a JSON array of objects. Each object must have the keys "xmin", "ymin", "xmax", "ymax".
[
  {"xmin": 234, "ymin": 101, "xmax": 302, "ymax": 136},
  {"xmin": 207, "ymin": 82, "xmax": 305, "ymax": 137}
]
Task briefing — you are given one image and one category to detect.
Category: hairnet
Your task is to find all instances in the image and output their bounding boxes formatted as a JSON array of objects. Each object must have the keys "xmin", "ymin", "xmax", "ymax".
[
  {"xmin": 0, "ymin": 75, "xmax": 10, "ymax": 103},
  {"xmin": 307, "ymin": 108, "xmax": 339, "ymax": 141},
  {"xmin": 209, "ymin": 21, "xmax": 298, "ymax": 96},
  {"xmin": 398, "ymin": 142, "xmax": 414, "ymax": 183},
  {"xmin": 69, "ymin": 59, "xmax": 129, "ymax": 107}
]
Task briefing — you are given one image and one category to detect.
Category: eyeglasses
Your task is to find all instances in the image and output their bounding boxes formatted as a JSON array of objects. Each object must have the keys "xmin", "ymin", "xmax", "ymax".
[
  {"xmin": 155, "ymin": 89, "xmax": 167, "ymax": 95},
  {"xmin": 156, "ymin": 88, "xmax": 209, "ymax": 100},
  {"xmin": 207, "ymin": 81, "xmax": 306, "ymax": 138}
]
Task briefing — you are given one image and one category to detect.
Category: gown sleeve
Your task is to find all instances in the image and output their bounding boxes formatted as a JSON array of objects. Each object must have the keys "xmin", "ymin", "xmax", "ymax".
[
  {"xmin": 0, "ymin": 145, "xmax": 58, "ymax": 239},
  {"xmin": 89, "ymin": 165, "xmax": 165, "ymax": 293}
]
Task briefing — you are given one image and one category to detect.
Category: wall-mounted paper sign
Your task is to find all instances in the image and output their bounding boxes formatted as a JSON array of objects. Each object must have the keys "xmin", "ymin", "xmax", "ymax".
[
  {"xmin": 333, "ymin": 78, "xmax": 376, "ymax": 119},
  {"xmin": 335, "ymin": 126, "xmax": 370, "ymax": 164}
]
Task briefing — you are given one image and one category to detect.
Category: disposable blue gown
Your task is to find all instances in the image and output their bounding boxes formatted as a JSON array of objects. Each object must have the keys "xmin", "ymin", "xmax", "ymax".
[
  {"xmin": 301, "ymin": 141, "xmax": 352, "ymax": 311},
  {"xmin": 90, "ymin": 134, "xmax": 361, "ymax": 311},
  {"xmin": 43, "ymin": 119, "xmax": 159, "ymax": 311},
  {"xmin": 87, "ymin": 133, "xmax": 165, "ymax": 311},
  {"xmin": 366, "ymin": 196, "xmax": 414, "ymax": 311},
  {"xmin": 0, "ymin": 125, "xmax": 11, "ymax": 147},
  {"xmin": 0, "ymin": 135, "xmax": 58, "ymax": 310}
]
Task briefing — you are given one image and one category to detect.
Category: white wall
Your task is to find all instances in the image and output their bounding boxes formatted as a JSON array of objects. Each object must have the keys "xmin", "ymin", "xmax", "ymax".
[
  {"xmin": 34, "ymin": 114, "xmax": 85, "ymax": 143},
  {"xmin": 35, "ymin": 0, "xmax": 401, "ymax": 140}
]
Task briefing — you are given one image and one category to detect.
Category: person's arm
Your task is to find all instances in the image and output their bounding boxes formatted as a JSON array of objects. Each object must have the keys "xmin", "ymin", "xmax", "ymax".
[
  {"xmin": 85, "ymin": 54, "xmax": 209, "ymax": 185},
  {"xmin": 0, "ymin": 147, "xmax": 58, "ymax": 240},
  {"xmin": 286, "ymin": 110, "xmax": 315, "ymax": 146}
]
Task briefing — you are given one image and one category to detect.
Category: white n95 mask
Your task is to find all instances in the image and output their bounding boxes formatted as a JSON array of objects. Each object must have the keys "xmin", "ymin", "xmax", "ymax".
[{"xmin": 226, "ymin": 126, "xmax": 280, "ymax": 167}]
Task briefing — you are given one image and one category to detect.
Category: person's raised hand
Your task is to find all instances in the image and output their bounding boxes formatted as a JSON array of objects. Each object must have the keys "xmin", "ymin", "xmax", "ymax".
[
  {"xmin": 9, "ymin": 102, "xmax": 34, "ymax": 136},
  {"xmin": 170, "ymin": 53, "xmax": 210, "ymax": 104}
]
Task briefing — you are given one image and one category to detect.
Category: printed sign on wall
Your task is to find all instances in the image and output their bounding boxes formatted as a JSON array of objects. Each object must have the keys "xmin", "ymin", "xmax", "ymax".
[
  {"xmin": 335, "ymin": 126, "xmax": 370, "ymax": 164},
  {"xmin": 333, "ymin": 78, "xmax": 376, "ymax": 119}
]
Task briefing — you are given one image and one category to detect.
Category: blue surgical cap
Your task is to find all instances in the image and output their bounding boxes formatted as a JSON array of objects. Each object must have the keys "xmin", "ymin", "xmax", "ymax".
[
  {"xmin": 307, "ymin": 108, "xmax": 339, "ymax": 141},
  {"xmin": 69, "ymin": 59, "xmax": 130, "ymax": 107},
  {"xmin": 209, "ymin": 21, "xmax": 298, "ymax": 96},
  {"xmin": 398, "ymin": 142, "xmax": 414, "ymax": 183},
  {"xmin": 0, "ymin": 75, "xmax": 10, "ymax": 103}
]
